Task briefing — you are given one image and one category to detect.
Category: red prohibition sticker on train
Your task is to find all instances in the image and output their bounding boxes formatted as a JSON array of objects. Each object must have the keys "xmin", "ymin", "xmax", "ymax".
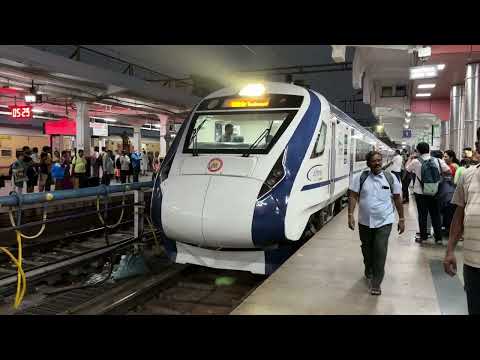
[{"xmin": 207, "ymin": 158, "xmax": 223, "ymax": 172}]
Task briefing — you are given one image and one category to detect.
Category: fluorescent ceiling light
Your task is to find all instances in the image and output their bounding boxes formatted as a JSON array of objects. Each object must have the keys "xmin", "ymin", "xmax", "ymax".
[
  {"xmin": 405, "ymin": 118, "xmax": 411, "ymax": 123},
  {"xmin": 404, "ymin": 124, "xmax": 409, "ymax": 129},
  {"xmin": 410, "ymin": 72, "xmax": 437, "ymax": 80},
  {"xmin": 437, "ymin": 64, "xmax": 446, "ymax": 70},
  {"xmin": 50, "ymin": 72, "xmax": 90, "ymax": 82},
  {"xmin": 104, "ymin": 118, "xmax": 117, "ymax": 122},
  {"xmin": 405, "ymin": 111, "xmax": 411, "ymax": 117},
  {"xmin": 239, "ymin": 83, "xmax": 265, "ymax": 97},
  {"xmin": 416, "ymin": 93, "xmax": 431, "ymax": 97},
  {"xmin": 411, "ymin": 65, "xmax": 437, "ymax": 73},
  {"xmin": 418, "ymin": 83, "xmax": 436, "ymax": 89},
  {"xmin": 402, "ymin": 141, "xmax": 406, "ymax": 145},
  {"xmin": 33, "ymin": 115, "xmax": 60, "ymax": 120},
  {"xmin": 32, "ymin": 108, "xmax": 44, "ymax": 114},
  {"xmin": 409, "ymin": 65, "xmax": 438, "ymax": 80},
  {"xmin": 153, "ymin": 124, "xmax": 161, "ymax": 128}
]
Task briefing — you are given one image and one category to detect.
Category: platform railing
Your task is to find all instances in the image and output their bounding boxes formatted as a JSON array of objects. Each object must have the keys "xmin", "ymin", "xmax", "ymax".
[
  {"xmin": 0, "ymin": 180, "xmax": 154, "ymax": 244},
  {"xmin": 0, "ymin": 181, "xmax": 155, "ymax": 308},
  {"xmin": 0, "ymin": 181, "xmax": 153, "ymax": 207}
]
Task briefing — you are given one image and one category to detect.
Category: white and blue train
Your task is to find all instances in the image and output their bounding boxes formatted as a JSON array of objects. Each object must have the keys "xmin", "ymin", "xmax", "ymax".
[{"xmin": 151, "ymin": 82, "xmax": 394, "ymax": 275}]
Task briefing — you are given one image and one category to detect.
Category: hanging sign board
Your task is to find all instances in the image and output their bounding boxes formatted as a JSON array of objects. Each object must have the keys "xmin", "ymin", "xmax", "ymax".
[
  {"xmin": 90, "ymin": 122, "xmax": 108, "ymax": 137},
  {"xmin": 402, "ymin": 129, "xmax": 412, "ymax": 138},
  {"xmin": 43, "ymin": 118, "xmax": 76, "ymax": 135}
]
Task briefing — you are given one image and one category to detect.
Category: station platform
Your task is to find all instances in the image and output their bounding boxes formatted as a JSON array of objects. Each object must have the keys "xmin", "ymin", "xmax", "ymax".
[{"xmin": 232, "ymin": 201, "xmax": 468, "ymax": 315}]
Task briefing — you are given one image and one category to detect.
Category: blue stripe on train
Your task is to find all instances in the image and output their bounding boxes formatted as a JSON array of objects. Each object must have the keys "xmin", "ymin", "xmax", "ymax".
[
  {"xmin": 300, "ymin": 169, "xmax": 366, "ymax": 191},
  {"xmin": 251, "ymin": 90, "xmax": 320, "ymax": 248}
]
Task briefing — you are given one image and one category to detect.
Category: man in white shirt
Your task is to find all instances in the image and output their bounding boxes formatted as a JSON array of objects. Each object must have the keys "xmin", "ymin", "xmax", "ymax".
[
  {"xmin": 348, "ymin": 151, "xmax": 404, "ymax": 296},
  {"xmin": 405, "ymin": 142, "xmax": 451, "ymax": 244},
  {"xmin": 390, "ymin": 150, "xmax": 403, "ymax": 182}
]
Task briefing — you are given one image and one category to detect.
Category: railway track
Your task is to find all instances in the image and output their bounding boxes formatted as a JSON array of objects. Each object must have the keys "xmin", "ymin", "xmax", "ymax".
[{"xmin": 13, "ymin": 261, "xmax": 266, "ymax": 315}]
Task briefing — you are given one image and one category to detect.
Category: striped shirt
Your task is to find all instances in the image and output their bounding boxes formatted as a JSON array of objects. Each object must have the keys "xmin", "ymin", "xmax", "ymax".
[{"xmin": 451, "ymin": 165, "xmax": 480, "ymax": 268}]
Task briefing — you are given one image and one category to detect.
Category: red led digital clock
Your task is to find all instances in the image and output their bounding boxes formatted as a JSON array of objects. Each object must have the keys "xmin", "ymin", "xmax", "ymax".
[{"xmin": 9, "ymin": 105, "xmax": 33, "ymax": 119}]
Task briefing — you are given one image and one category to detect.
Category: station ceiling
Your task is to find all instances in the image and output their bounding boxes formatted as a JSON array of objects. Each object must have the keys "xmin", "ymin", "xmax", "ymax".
[{"xmin": 31, "ymin": 45, "xmax": 378, "ymax": 127}]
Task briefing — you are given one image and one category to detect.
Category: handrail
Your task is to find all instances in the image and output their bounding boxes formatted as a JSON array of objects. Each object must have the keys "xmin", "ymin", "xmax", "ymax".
[{"xmin": 0, "ymin": 181, "xmax": 153, "ymax": 207}]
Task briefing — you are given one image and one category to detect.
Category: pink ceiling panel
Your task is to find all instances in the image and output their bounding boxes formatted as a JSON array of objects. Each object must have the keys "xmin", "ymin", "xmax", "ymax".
[
  {"xmin": 431, "ymin": 45, "xmax": 472, "ymax": 55},
  {"xmin": 411, "ymin": 100, "xmax": 431, "ymax": 113},
  {"xmin": 472, "ymin": 45, "xmax": 480, "ymax": 52},
  {"xmin": 431, "ymin": 99, "xmax": 450, "ymax": 121},
  {"xmin": 411, "ymin": 99, "xmax": 450, "ymax": 121}
]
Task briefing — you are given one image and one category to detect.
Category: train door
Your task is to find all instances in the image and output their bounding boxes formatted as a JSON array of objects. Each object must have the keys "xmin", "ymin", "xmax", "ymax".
[
  {"xmin": 329, "ymin": 117, "xmax": 336, "ymax": 199},
  {"xmin": 349, "ymin": 128, "xmax": 355, "ymax": 181}
]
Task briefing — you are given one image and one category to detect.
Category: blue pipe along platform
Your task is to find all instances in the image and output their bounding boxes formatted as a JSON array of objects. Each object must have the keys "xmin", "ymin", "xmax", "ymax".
[{"xmin": 0, "ymin": 181, "xmax": 154, "ymax": 207}]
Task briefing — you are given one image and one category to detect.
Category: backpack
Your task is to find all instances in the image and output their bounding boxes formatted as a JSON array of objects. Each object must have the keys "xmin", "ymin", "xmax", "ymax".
[
  {"xmin": 359, "ymin": 170, "xmax": 395, "ymax": 196},
  {"xmin": 116, "ymin": 157, "xmax": 121, "ymax": 169},
  {"xmin": 417, "ymin": 157, "xmax": 441, "ymax": 196}
]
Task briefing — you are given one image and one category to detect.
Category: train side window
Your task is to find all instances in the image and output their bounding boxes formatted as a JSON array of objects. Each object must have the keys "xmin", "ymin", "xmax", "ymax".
[{"xmin": 311, "ymin": 122, "xmax": 327, "ymax": 158}]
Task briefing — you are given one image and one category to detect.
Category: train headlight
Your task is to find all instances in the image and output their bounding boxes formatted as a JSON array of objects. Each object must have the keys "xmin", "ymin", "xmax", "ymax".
[
  {"xmin": 239, "ymin": 83, "xmax": 265, "ymax": 97},
  {"xmin": 266, "ymin": 178, "xmax": 277, "ymax": 187},
  {"xmin": 257, "ymin": 151, "xmax": 285, "ymax": 199},
  {"xmin": 273, "ymin": 168, "xmax": 284, "ymax": 178}
]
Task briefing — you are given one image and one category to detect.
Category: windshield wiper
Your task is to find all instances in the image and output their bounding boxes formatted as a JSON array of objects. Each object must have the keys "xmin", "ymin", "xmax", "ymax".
[
  {"xmin": 190, "ymin": 118, "xmax": 208, "ymax": 156},
  {"xmin": 242, "ymin": 121, "xmax": 274, "ymax": 158}
]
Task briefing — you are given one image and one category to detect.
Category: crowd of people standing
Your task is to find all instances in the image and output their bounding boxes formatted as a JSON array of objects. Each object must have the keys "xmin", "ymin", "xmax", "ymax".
[
  {"xmin": 3, "ymin": 146, "xmax": 163, "ymax": 193},
  {"xmin": 395, "ymin": 145, "xmax": 479, "ymax": 243}
]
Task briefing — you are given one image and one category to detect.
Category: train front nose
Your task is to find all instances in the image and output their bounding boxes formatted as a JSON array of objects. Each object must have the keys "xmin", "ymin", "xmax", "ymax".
[{"xmin": 161, "ymin": 175, "xmax": 264, "ymax": 249}]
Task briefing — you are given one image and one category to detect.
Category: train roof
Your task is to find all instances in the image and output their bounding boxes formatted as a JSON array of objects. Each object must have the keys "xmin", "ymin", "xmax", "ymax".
[
  {"xmin": 328, "ymin": 103, "xmax": 394, "ymax": 152},
  {"xmin": 205, "ymin": 81, "xmax": 394, "ymax": 152}
]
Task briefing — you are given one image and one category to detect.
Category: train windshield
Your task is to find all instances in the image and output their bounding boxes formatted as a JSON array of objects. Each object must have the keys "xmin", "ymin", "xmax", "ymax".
[{"xmin": 184, "ymin": 111, "xmax": 295, "ymax": 154}]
